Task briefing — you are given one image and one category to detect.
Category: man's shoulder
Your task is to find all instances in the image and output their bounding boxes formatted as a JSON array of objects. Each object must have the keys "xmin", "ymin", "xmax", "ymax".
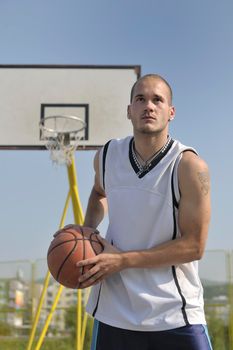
[
  {"xmin": 172, "ymin": 139, "xmax": 197, "ymax": 154},
  {"xmin": 103, "ymin": 136, "xmax": 133, "ymax": 149},
  {"xmin": 97, "ymin": 136, "xmax": 132, "ymax": 161},
  {"xmin": 179, "ymin": 151, "xmax": 209, "ymax": 179},
  {"xmin": 171, "ymin": 138, "xmax": 209, "ymax": 180}
]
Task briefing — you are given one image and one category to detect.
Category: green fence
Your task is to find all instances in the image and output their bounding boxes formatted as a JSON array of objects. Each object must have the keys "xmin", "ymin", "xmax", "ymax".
[
  {"xmin": 0, "ymin": 251, "xmax": 232, "ymax": 349},
  {"xmin": 199, "ymin": 250, "xmax": 233, "ymax": 350}
]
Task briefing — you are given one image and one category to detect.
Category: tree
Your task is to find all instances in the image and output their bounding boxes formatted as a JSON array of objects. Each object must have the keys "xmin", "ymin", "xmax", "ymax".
[{"xmin": 65, "ymin": 306, "xmax": 93, "ymax": 349}]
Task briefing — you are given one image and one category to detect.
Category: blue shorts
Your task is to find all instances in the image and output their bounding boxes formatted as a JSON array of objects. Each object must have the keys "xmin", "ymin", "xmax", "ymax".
[{"xmin": 91, "ymin": 320, "xmax": 213, "ymax": 350}]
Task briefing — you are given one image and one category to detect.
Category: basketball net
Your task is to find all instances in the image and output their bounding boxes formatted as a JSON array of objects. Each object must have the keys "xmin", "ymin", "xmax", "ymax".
[{"xmin": 39, "ymin": 115, "xmax": 86, "ymax": 166}]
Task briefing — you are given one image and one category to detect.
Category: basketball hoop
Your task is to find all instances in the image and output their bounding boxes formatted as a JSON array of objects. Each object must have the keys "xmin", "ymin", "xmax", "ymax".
[{"xmin": 39, "ymin": 115, "xmax": 86, "ymax": 166}]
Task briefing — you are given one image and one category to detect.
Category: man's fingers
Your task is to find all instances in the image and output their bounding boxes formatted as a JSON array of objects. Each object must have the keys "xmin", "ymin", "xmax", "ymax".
[
  {"xmin": 79, "ymin": 264, "xmax": 100, "ymax": 282},
  {"xmin": 79, "ymin": 270, "xmax": 104, "ymax": 288},
  {"xmin": 76, "ymin": 257, "xmax": 98, "ymax": 268}
]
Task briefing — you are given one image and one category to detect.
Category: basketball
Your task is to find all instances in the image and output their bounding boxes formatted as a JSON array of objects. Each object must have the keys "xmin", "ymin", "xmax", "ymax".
[{"xmin": 47, "ymin": 225, "xmax": 104, "ymax": 289}]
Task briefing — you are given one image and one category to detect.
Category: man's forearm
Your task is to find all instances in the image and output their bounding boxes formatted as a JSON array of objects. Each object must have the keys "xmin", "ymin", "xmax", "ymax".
[
  {"xmin": 120, "ymin": 233, "xmax": 205, "ymax": 270},
  {"xmin": 84, "ymin": 187, "xmax": 108, "ymax": 228}
]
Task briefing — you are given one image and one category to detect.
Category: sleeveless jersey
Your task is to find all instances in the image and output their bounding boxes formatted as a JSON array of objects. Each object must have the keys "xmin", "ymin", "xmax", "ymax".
[{"xmin": 86, "ymin": 136, "xmax": 206, "ymax": 331}]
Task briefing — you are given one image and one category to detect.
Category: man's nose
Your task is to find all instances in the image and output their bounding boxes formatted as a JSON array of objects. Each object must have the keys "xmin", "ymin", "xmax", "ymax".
[{"xmin": 145, "ymin": 100, "xmax": 155, "ymax": 111}]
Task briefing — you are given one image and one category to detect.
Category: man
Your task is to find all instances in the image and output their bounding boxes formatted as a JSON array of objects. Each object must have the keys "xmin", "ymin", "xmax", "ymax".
[{"xmin": 77, "ymin": 74, "xmax": 212, "ymax": 349}]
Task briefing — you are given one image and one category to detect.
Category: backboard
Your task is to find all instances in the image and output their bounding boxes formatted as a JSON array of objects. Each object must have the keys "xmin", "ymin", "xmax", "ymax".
[{"xmin": 0, "ymin": 65, "xmax": 140, "ymax": 150}]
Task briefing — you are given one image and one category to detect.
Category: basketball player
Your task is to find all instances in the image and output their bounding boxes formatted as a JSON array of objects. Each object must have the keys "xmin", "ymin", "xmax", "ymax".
[{"xmin": 76, "ymin": 74, "xmax": 213, "ymax": 349}]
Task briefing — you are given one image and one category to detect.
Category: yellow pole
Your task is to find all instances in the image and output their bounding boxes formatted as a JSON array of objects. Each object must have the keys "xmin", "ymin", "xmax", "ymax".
[
  {"xmin": 66, "ymin": 157, "xmax": 84, "ymax": 350},
  {"xmin": 30, "ymin": 157, "xmax": 85, "ymax": 350},
  {"xmin": 34, "ymin": 285, "xmax": 64, "ymax": 350},
  {"xmin": 77, "ymin": 289, "xmax": 82, "ymax": 350},
  {"xmin": 31, "ymin": 261, "xmax": 36, "ymax": 321},
  {"xmin": 26, "ymin": 270, "xmax": 51, "ymax": 350},
  {"xmin": 59, "ymin": 190, "xmax": 72, "ymax": 228},
  {"xmin": 67, "ymin": 157, "xmax": 84, "ymax": 223},
  {"xmin": 81, "ymin": 288, "xmax": 91, "ymax": 349},
  {"xmin": 28, "ymin": 191, "xmax": 71, "ymax": 350}
]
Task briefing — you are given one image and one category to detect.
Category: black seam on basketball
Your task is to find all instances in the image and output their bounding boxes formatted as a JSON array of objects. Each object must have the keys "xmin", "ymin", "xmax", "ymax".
[
  {"xmin": 56, "ymin": 239, "xmax": 78, "ymax": 282},
  {"xmin": 49, "ymin": 227, "xmax": 103, "ymax": 287},
  {"xmin": 48, "ymin": 239, "xmax": 79, "ymax": 255},
  {"xmin": 48, "ymin": 228, "xmax": 91, "ymax": 255},
  {"xmin": 49, "ymin": 236, "xmax": 98, "ymax": 255},
  {"xmin": 53, "ymin": 229, "xmax": 78, "ymax": 237},
  {"xmin": 48, "ymin": 237, "xmax": 95, "ymax": 255},
  {"xmin": 87, "ymin": 233, "xmax": 99, "ymax": 243},
  {"xmin": 48, "ymin": 237, "xmax": 90, "ymax": 255},
  {"xmin": 89, "ymin": 229, "xmax": 102, "ymax": 244},
  {"xmin": 62, "ymin": 229, "xmax": 82, "ymax": 237},
  {"xmin": 90, "ymin": 232, "xmax": 104, "ymax": 255},
  {"xmin": 79, "ymin": 226, "xmax": 86, "ymax": 276},
  {"xmin": 89, "ymin": 238, "xmax": 102, "ymax": 244}
]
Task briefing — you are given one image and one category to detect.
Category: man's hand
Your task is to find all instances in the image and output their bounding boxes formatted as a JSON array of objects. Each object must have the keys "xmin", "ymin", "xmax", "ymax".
[{"xmin": 76, "ymin": 236, "xmax": 124, "ymax": 289}]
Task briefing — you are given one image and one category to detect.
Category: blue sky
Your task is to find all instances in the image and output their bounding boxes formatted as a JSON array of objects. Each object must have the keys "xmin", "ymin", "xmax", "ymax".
[{"xmin": 0, "ymin": 0, "xmax": 233, "ymax": 263}]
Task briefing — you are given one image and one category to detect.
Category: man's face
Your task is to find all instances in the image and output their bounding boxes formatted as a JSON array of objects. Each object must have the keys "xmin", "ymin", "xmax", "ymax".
[{"xmin": 128, "ymin": 78, "xmax": 175, "ymax": 136}]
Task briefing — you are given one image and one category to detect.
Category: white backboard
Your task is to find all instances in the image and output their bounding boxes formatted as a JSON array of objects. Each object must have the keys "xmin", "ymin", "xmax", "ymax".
[{"xmin": 0, "ymin": 65, "xmax": 140, "ymax": 149}]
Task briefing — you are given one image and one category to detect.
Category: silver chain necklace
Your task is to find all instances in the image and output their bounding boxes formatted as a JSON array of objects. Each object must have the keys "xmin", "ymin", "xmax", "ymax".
[{"xmin": 132, "ymin": 137, "xmax": 171, "ymax": 176}]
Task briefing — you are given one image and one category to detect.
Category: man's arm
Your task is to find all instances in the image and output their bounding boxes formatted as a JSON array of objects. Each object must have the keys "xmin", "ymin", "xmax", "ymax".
[
  {"xmin": 84, "ymin": 149, "xmax": 108, "ymax": 228},
  {"xmin": 53, "ymin": 150, "xmax": 108, "ymax": 237},
  {"xmin": 77, "ymin": 151, "xmax": 211, "ymax": 287},
  {"xmin": 119, "ymin": 151, "xmax": 211, "ymax": 268}
]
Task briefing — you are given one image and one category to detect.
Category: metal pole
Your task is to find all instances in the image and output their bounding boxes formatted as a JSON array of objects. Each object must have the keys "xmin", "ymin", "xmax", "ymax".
[
  {"xmin": 81, "ymin": 288, "xmax": 91, "ymax": 349},
  {"xmin": 26, "ymin": 271, "xmax": 51, "ymax": 350},
  {"xmin": 66, "ymin": 157, "xmax": 84, "ymax": 350},
  {"xmin": 28, "ymin": 191, "xmax": 71, "ymax": 350},
  {"xmin": 29, "ymin": 156, "xmax": 86, "ymax": 350},
  {"xmin": 34, "ymin": 285, "xmax": 64, "ymax": 350},
  {"xmin": 67, "ymin": 157, "xmax": 84, "ymax": 223}
]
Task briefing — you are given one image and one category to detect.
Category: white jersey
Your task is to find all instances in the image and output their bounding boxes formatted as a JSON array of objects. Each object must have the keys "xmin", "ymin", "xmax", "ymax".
[{"xmin": 86, "ymin": 136, "xmax": 206, "ymax": 331}]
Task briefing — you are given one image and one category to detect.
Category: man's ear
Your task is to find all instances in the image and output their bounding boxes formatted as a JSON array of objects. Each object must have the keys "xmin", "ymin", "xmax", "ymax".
[
  {"xmin": 127, "ymin": 105, "xmax": 131, "ymax": 119},
  {"xmin": 169, "ymin": 106, "xmax": 175, "ymax": 121}
]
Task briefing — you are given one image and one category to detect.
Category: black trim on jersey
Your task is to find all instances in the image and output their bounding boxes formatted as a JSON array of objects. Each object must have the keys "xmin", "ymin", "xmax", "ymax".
[
  {"xmin": 129, "ymin": 137, "xmax": 139, "ymax": 174},
  {"xmin": 102, "ymin": 140, "xmax": 112, "ymax": 189},
  {"xmin": 171, "ymin": 149, "xmax": 197, "ymax": 208},
  {"xmin": 92, "ymin": 284, "xmax": 102, "ymax": 318},
  {"xmin": 129, "ymin": 137, "xmax": 174, "ymax": 178},
  {"xmin": 171, "ymin": 165, "xmax": 179, "ymax": 209},
  {"xmin": 171, "ymin": 163, "xmax": 189, "ymax": 325},
  {"xmin": 171, "ymin": 266, "xmax": 189, "ymax": 325}
]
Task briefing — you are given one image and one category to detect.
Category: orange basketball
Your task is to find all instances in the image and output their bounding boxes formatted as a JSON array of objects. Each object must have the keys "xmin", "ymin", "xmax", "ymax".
[{"xmin": 47, "ymin": 225, "xmax": 104, "ymax": 289}]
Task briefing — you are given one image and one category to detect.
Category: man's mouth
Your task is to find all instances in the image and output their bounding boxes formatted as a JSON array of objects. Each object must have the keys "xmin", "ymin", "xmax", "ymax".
[{"xmin": 142, "ymin": 115, "xmax": 156, "ymax": 120}]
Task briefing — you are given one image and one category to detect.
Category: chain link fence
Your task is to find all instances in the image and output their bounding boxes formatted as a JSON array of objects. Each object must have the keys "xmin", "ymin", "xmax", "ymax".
[
  {"xmin": 0, "ymin": 251, "xmax": 232, "ymax": 349},
  {"xmin": 199, "ymin": 250, "xmax": 233, "ymax": 350}
]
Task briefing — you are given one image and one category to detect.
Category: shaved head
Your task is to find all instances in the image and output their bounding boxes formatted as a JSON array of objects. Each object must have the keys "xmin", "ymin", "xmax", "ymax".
[{"xmin": 130, "ymin": 74, "xmax": 173, "ymax": 105}]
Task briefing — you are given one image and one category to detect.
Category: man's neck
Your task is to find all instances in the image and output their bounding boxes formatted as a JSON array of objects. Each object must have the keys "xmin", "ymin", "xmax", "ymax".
[{"xmin": 133, "ymin": 133, "xmax": 169, "ymax": 162}]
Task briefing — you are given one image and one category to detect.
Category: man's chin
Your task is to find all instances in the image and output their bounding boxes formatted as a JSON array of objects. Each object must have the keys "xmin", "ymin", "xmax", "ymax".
[{"xmin": 138, "ymin": 128, "xmax": 159, "ymax": 135}]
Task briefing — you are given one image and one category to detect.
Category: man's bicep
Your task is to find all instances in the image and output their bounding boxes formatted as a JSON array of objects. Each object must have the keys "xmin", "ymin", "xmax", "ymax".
[
  {"xmin": 177, "ymin": 153, "xmax": 211, "ymax": 255},
  {"xmin": 94, "ymin": 177, "xmax": 106, "ymax": 198},
  {"xmin": 93, "ymin": 149, "xmax": 106, "ymax": 198}
]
